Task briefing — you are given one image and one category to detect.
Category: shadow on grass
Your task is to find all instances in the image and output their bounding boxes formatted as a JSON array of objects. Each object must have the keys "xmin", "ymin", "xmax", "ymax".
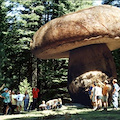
[
  {"xmin": 72, "ymin": 110, "xmax": 120, "ymax": 120},
  {"xmin": 6, "ymin": 109, "xmax": 120, "ymax": 120}
]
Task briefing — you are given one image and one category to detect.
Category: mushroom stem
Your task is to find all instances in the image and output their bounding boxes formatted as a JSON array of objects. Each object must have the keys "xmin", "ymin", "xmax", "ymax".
[{"xmin": 68, "ymin": 43, "xmax": 117, "ymax": 106}]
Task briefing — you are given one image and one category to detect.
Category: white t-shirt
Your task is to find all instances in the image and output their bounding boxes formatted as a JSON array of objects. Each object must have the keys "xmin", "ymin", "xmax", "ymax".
[
  {"xmin": 96, "ymin": 86, "xmax": 102, "ymax": 96},
  {"xmin": 39, "ymin": 103, "xmax": 47, "ymax": 107},
  {"xmin": 16, "ymin": 94, "xmax": 25, "ymax": 101}
]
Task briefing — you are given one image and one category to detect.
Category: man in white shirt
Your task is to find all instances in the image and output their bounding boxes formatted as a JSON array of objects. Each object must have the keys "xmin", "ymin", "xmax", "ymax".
[
  {"xmin": 16, "ymin": 91, "xmax": 25, "ymax": 112},
  {"xmin": 96, "ymin": 84, "xmax": 103, "ymax": 109},
  {"xmin": 91, "ymin": 82, "xmax": 102, "ymax": 110},
  {"xmin": 91, "ymin": 83, "xmax": 97, "ymax": 110}
]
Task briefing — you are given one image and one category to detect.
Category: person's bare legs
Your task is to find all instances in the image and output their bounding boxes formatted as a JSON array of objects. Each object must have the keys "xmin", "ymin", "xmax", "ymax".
[
  {"xmin": 93, "ymin": 102, "xmax": 97, "ymax": 110},
  {"xmin": 20, "ymin": 105, "xmax": 22, "ymax": 111},
  {"xmin": 5, "ymin": 105, "xmax": 9, "ymax": 115},
  {"xmin": 104, "ymin": 101, "xmax": 108, "ymax": 109},
  {"xmin": 16, "ymin": 106, "xmax": 19, "ymax": 112},
  {"xmin": 98, "ymin": 99, "xmax": 102, "ymax": 108}
]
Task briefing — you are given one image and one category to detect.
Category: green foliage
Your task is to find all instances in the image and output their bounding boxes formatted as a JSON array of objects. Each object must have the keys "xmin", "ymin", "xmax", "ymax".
[
  {"xmin": 37, "ymin": 59, "xmax": 69, "ymax": 101},
  {"xmin": 0, "ymin": 0, "xmax": 11, "ymax": 86},
  {"xmin": 70, "ymin": 0, "xmax": 94, "ymax": 11},
  {"xmin": 19, "ymin": 78, "xmax": 32, "ymax": 102},
  {"xmin": 112, "ymin": 49, "xmax": 120, "ymax": 80}
]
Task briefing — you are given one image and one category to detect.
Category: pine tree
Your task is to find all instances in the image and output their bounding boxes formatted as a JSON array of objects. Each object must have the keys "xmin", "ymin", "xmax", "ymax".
[{"xmin": 0, "ymin": 0, "xmax": 13, "ymax": 86}]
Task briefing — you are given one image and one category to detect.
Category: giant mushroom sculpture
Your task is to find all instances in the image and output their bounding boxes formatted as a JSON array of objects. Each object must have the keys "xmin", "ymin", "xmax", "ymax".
[{"xmin": 30, "ymin": 5, "xmax": 120, "ymax": 106}]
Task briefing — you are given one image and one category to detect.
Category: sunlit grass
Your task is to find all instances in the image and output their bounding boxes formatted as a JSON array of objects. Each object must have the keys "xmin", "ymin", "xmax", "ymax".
[{"xmin": 1, "ymin": 105, "xmax": 120, "ymax": 120}]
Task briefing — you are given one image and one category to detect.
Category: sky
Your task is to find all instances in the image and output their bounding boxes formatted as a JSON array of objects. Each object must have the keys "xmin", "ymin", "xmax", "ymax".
[{"xmin": 93, "ymin": 0, "xmax": 102, "ymax": 5}]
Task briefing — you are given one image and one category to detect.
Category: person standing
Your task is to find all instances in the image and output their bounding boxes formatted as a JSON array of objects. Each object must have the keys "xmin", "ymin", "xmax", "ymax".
[
  {"xmin": 11, "ymin": 90, "xmax": 17, "ymax": 114},
  {"xmin": 32, "ymin": 86, "xmax": 39, "ymax": 110},
  {"xmin": 112, "ymin": 79, "xmax": 120, "ymax": 110},
  {"xmin": 96, "ymin": 83, "xmax": 103, "ymax": 110},
  {"xmin": 102, "ymin": 80, "xmax": 109, "ymax": 111},
  {"xmin": 16, "ymin": 91, "xmax": 25, "ymax": 112},
  {"xmin": 0, "ymin": 88, "xmax": 11, "ymax": 114},
  {"xmin": 24, "ymin": 90, "xmax": 29, "ymax": 111},
  {"xmin": 91, "ymin": 83, "xmax": 97, "ymax": 110}
]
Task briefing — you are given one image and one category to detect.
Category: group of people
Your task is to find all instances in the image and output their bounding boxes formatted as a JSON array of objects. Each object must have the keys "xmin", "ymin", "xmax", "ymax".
[
  {"xmin": 0, "ymin": 85, "xmax": 62, "ymax": 115},
  {"xmin": 39, "ymin": 98, "xmax": 62, "ymax": 110},
  {"xmin": 0, "ymin": 86, "xmax": 40, "ymax": 115},
  {"xmin": 0, "ymin": 78, "xmax": 119, "ymax": 114},
  {"xmin": 90, "ymin": 78, "xmax": 120, "ymax": 111},
  {"xmin": 0, "ymin": 88, "xmax": 29, "ymax": 114}
]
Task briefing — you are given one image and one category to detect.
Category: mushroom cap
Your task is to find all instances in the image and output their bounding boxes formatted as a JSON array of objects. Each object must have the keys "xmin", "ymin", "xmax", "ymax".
[{"xmin": 30, "ymin": 5, "xmax": 120, "ymax": 59}]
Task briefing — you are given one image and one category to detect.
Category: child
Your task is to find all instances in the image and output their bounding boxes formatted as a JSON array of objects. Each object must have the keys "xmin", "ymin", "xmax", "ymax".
[
  {"xmin": 57, "ymin": 98, "xmax": 62, "ymax": 108},
  {"xmin": 39, "ymin": 101, "xmax": 47, "ymax": 110}
]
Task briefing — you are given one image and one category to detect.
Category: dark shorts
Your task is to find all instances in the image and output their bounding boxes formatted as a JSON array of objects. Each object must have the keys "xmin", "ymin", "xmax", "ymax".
[
  {"xmin": 4, "ymin": 102, "xmax": 12, "ymax": 107},
  {"xmin": 3, "ymin": 102, "xmax": 12, "ymax": 114}
]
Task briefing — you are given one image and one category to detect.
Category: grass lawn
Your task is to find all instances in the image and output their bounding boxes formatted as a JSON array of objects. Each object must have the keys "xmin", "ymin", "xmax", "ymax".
[{"xmin": 1, "ymin": 105, "xmax": 120, "ymax": 120}]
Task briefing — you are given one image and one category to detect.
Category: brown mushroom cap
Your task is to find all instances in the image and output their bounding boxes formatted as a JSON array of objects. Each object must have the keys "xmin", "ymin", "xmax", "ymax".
[{"xmin": 30, "ymin": 5, "xmax": 120, "ymax": 59}]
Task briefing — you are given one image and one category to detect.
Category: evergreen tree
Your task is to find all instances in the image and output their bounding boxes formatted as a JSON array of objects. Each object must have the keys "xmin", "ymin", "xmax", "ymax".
[
  {"xmin": 12, "ymin": 0, "xmax": 45, "ymax": 88},
  {"xmin": 0, "ymin": 1, "xmax": 28, "ymax": 88},
  {"xmin": 0, "ymin": 0, "xmax": 5, "ymax": 85},
  {"xmin": 0, "ymin": 0, "xmax": 13, "ymax": 86}
]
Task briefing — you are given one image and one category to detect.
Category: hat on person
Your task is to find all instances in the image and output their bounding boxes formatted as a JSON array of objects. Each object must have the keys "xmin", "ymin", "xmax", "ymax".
[
  {"xmin": 3, "ymin": 88, "xmax": 8, "ymax": 91},
  {"xmin": 104, "ymin": 80, "xmax": 108, "ymax": 84},
  {"xmin": 113, "ymin": 79, "xmax": 117, "ymax": 83}
]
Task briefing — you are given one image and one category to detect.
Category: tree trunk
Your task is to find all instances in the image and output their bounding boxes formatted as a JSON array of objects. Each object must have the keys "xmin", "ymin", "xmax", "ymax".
[{"xmin": 32, "ymin": 57, "xmax": 38, "ymax": 88}]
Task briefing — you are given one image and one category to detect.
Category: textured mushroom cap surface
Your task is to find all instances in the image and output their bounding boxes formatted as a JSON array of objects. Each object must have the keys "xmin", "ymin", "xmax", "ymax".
[{"xmin": 30, "ymin": 5, "xmax": 120, "ymax": 59}]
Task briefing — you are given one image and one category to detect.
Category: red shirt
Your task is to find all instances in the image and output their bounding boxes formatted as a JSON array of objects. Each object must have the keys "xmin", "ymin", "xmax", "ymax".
[{"xmin": 32, "ymin": 88, "xmax": 39, "ymax": 98}]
